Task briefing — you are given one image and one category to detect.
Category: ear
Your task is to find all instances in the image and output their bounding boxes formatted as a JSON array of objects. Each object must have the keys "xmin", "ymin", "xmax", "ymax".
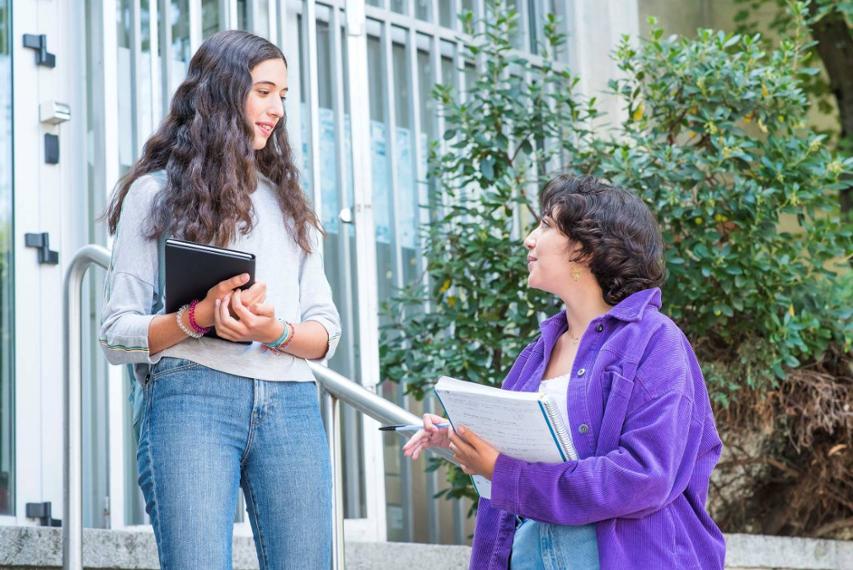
[{"xmin": 566, "ymin": 240, "xmax": 590, "ymax": 266}]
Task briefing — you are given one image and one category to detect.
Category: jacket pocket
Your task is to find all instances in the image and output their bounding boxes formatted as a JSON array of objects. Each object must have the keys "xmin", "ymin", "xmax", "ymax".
[{"xmin": 596, "ymin": 370, "xmax": 634, "ymax": 452}]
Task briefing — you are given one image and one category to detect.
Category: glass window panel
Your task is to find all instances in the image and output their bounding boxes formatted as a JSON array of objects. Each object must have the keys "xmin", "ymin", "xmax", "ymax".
[
  {"xmin": 202, "ymin": 0, "xmax": 220, "ymax": 38},
  {"xmin": 391, "ymin": 39, "xmax": 417, "ymax": 287},
  {"xmin": 170, "ymin": 0, "xmax": 191, "ymax": 97},
  {"xmin": 0, "ymin": 0, "xmax": 13, "ymax": 517},
  {"xmin": 528, "ymin": 0, "xmax": 539, "ymax": 53},
  {"xmin": 390, "ymin": 0, "xmax": 407, "ymax": 16},
  {"xmin": 141, "ymin": 0, "xmax": 151, "ymax": 52},
  {"xmin": 438, "ymin": 0, "xmax": 452, "ymax": 28},
  {"xmin": 417, "ymin": 47, "xmax": 439, "ymax": 220},
  {"xmin": 464, "ymin": 62, "xmax": 477, "ymax": 97},
  {"xmin": 415, "ymin": 0, "xmax": 431, "ymax": 22},
  {"xmin": 254, "ymin": 0, "xmax": 270, "ymax": 38},
  {"xmin": 510, "ymin": 0, "xmax": 524, "ymax": 51},
  {"xmin": 118, "ymin": 0, "xmax": 132, "ymax": 48},
  {"xmin": 366, "ymin": 0, "xmax": 382, "ymax": 7},
  {"xmin": 441, "ymin": 55, "xmax": 456, "ymax": 90},
  {"xmin": 237, "ymin": 0, "xmax": 247, "ymax": 30}
]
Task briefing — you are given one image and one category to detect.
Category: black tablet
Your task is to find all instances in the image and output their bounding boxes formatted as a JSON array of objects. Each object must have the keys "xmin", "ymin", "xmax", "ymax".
[{"xmin": 165, "ymin": 238, "xmax": 256, "ymax": 343}]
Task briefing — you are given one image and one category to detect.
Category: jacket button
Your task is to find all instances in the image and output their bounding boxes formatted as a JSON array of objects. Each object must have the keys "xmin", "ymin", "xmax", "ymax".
[
  {"xmin": 596, "ymin": 324, "xmax": 604, "ymax": 333},
  {"xmin": 579, "ymin": 423, "xmax": 590, "ymax": 434},
  {"xmin": 577, "ymin": 368, "xmax": 586, "ymax": 377}
]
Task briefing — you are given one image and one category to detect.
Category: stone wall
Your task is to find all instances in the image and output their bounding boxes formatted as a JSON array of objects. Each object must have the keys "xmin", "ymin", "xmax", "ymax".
[{"xmin": 1, "ymin": 527, "xmax": 851, "ymax": 569}]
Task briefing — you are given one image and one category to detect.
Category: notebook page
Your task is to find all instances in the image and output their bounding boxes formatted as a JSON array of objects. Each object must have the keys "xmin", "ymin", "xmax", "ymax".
[{"xmin": 434, "ymin": 377, "xmax": 566, "ymax": 465}]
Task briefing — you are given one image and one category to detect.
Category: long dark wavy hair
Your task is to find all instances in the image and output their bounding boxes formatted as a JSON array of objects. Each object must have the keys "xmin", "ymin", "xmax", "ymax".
[
  {"xmin": 106, "ymin": 30, "xmax": 320, "ymax": 252},
  {"xmin": 540, "ymin": 175, "xmax": 666, "ymax": 305}
]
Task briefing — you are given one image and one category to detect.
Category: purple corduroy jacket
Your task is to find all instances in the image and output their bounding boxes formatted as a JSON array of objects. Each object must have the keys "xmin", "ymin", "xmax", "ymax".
[{"xmin": 469, "ymin": 288, "xmax": 726, "ymax": 569}]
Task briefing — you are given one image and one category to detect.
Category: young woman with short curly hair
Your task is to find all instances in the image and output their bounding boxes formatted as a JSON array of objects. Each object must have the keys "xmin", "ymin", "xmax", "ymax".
[{"xmin": 405, "ymin": 175, "xmax": 725, "ymax": 569}]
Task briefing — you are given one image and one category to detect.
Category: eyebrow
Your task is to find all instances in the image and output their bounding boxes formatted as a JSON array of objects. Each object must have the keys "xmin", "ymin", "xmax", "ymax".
[{"xmin": 254, "ymin": 80, "xmax": 288, "ymax": 92}]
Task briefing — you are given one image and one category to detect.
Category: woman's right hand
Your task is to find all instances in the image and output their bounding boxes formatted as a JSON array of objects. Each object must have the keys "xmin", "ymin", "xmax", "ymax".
[
  {"xmin": 402, "ymin": 414, "xmax": 451, "ymax": 460},
  {"xmin": 194, "ymin": 274, "xmax": 266, "ymax": 328}
]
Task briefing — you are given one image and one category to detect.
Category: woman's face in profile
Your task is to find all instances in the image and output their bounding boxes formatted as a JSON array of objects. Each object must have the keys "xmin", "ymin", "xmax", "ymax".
[
  {"xmin": 245, "ymin": 58, "xmax": 289, "ymax": 150},
  {"xmin": 524, "ymin": 211, "xmax": 580, "ymax": 295}
]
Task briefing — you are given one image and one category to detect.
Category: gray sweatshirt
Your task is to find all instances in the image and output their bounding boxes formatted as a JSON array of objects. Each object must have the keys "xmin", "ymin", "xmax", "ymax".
[{"xmin": 99, "ymin": 172, "xmax": 341, "ymax": 383}]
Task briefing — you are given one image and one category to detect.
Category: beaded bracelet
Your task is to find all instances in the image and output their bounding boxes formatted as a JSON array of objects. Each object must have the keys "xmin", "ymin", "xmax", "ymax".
[
  {"xmin": 187, "ymin": 299, "xmax": 211, "ymax": 335},
  {"xmin": 176, "ymin": 304, "xmax": 205, "ymax": 339}
]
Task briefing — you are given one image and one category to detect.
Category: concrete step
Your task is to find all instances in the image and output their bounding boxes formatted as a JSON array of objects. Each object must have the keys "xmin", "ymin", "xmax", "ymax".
[{"xmin": 1, "ymin": 526, "xmax": 850, "ymax": 569}]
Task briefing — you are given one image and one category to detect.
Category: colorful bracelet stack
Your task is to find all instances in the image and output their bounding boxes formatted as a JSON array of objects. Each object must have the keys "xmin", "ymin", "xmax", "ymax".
[
  {"xmin": 176, "ymin": 299, "xmax": 210, "ymax": 339},
  {"xmin": 264, "ymin": 319, "xmax": 296, "ymax": 352}
]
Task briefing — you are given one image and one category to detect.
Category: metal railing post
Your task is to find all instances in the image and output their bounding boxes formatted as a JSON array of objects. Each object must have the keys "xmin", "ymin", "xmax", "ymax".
[
  {"xmin": 63, "ymin": 245, "xmax": 112, "ymax": 570},
  {"xmin": 322, "ymin": 389, "xmax": 346, "ymax": 569}
]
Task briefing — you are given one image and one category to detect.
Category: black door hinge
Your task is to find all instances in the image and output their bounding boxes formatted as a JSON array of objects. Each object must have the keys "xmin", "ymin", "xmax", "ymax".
[
  {"xmin": 24, "ymin": 232, "xmax": 59, "ymax": 265},
  {"xmin": 22, "ymin": 34, "xmax": 56, "ymax": 68},
  {"xmin": 26, "ymin": 502, "xmax": 62, "ymax": 527}
]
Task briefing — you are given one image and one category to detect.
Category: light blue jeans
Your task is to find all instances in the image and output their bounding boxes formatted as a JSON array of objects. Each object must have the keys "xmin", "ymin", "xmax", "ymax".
[
  {"xmin": 511, "ymin": 518, "xmax": 600, "ymax": 570},
  {"xmin": 137, "ymin": 357, "xmax": 331, "ymax": 569}
]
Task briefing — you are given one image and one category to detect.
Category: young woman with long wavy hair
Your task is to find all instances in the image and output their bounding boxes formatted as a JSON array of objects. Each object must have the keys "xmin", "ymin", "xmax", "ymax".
[{"xmin": 100, "ymin": 30, "xmax": 340, "ymax": 569}]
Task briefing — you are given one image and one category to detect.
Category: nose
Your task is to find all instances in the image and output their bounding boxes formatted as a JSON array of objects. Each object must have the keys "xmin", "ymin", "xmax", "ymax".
[
  {"xmin": 524, "ymin": 229, "xmax": 537, "ymax": 250},
  {"xmin": 269, "ymin": 97, "xmax": 284, "ymax": 120}
]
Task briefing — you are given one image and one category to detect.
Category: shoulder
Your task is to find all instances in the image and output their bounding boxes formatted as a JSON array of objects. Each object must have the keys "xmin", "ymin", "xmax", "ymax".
[
  {"xmin": 121, "ymin": 172, "xmax": 165, "ymax": 216},
  {"xmin": 609, "ymin": 309, "xmax": 696, "ymax": 403}
]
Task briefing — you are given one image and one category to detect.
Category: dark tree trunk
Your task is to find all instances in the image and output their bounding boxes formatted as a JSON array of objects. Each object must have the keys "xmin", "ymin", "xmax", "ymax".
[{"xmin": 808, "ymin": 6, "xmax": 853, "ymax": 216}]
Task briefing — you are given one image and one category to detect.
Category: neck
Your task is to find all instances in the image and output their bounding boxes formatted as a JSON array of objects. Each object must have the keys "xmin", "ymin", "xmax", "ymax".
[{"xmin": 560, "ymin": 285, "xmax": 611, "ymax": 336}]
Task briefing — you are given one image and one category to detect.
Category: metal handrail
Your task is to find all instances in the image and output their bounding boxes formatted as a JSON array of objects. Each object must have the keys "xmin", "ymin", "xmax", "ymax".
[
  {"xmin": 63, "ymin": 244, "xmax": 451, "ymax": 570},
  {"xmin": 63, "ymin": 245, "xmax": 112, "ymax": 570}
]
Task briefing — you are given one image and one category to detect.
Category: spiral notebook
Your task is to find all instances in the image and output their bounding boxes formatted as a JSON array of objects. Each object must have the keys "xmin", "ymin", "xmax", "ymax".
[{"xmin": 433, "ymin": 376, "xmax": 577, "ymax": 499}]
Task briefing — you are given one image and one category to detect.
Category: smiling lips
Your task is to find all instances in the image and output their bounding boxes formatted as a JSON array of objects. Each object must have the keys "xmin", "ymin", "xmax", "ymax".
[
  {"xmin": 256, "ymin": 122, "xmax": 275, "ymax": 137},
  {"xmin": 527, "ymin": 256, "xmax": 537, "ymax": 265}
]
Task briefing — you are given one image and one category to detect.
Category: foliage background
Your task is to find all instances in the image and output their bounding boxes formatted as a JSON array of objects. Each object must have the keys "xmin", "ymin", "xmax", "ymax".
[{"xmin": 380, "ymin": 0, "xmax": 852, "ymax": 538}]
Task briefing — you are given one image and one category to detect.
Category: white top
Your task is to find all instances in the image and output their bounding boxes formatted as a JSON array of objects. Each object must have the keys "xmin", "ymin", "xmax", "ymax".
[
  {"xmin": 99, "ymin": 172, "xmax": 341, "ymax": 383},
  {"xmin": 539, "ymin": 372, "xmax": 571, "ymax": 429}
]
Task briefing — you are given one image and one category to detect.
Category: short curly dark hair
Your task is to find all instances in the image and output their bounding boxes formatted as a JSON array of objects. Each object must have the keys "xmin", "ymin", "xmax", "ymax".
[{"xmin": 540, "ymin": 175, "xmax": 665, "ymax": 305}]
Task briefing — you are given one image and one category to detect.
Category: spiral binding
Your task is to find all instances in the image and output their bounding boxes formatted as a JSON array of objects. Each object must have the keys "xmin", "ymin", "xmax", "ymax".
[{"xmin": 541, "ymin": 396, "xmax": 579, "ymax": 460}]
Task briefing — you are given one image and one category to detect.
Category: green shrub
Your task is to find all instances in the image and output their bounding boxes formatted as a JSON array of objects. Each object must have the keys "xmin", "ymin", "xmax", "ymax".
[{"xmin": 381, "ymin": 0, "xmax": 853, "ymax": 536}]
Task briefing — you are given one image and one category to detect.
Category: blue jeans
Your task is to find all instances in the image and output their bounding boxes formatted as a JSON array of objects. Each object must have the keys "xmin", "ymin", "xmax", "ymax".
[
  {"xmin": 137, "ymin": 358, "xmax": 331, "ymax": 569},
  {"xmin": 511, "ymin": 518, "xmax": 600, "ymax": 570}
]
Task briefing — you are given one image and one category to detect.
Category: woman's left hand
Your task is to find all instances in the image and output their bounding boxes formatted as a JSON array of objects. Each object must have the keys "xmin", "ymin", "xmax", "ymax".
[
  {"xmin": 449, "ymin": 426, "xmax": 500, "ymax": 480},
  {"xmin": 214, "ymin": 288, "xmax": 281, "ymax": 343}
]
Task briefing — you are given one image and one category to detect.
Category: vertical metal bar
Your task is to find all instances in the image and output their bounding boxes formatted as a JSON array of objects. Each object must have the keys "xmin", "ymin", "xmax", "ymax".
[
  {"xmin": 149, "ymin": 0, "xmax": 162, "ymax": 127},
  {"xmin": 63, "ymin": 266, "xmax": 84, "ymax": 570},
  {"xmin": 518, "ymin": 0, "xmax": 531, "ymax": 53},
  {"xmin": 346, "ymin": 0, "xmax": 387, "ymax": 542},
  {"xmin": 407, "ymin": 27, "xmax": 440, "ymax": 545},
  {"xmin": 228, "ymin": 0, "xmax": 239, "ymax": 29},
  {"xmin": 305, "ymin": 0, "xmax": 323, "ymax": 232},
  {"xmin": 323, "ymin": 390, "xmax": 345, "ymax": 570},
  {"xmin": 101, "ymin": 0, "xmax": 125, "ymax": 533},
  {"xmin": 63, "ymin": 248, "xmax": 112, "ymax": 570},
  {"xmin": 247, "ymin": 0, "xmax": 256, "ymax": 33},
  {"xmin": 130, "ymin": 0, "xmax": 142, "ymax": 160},
  {"xmin": 331, "ymin": 6, "xmax": 362, "ymax": 518},
  {"xmin": 267, "ymin": 0, "xmax": 278, "ymax": 44},
  {"xmin": 189, "ymin": 0, "xmax": 203, "ymax": 53},
  {"xmin": 382, "ymin": 22, "xmax": 413, "ymax": 543},
  {"xmin": 453, "ymin": 494, "xmax": 465, "ymax": 544},
  {"xmin": 159, "ymin": 0, "xmax": 174, "ymax": 116}
]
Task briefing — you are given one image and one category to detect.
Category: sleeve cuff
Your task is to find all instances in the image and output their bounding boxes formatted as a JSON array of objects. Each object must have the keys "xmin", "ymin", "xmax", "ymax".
[
  {"xmin": 490, "ymin": 454, "xmax": 523, "ymax": 514},
  {"xmin": 306, "ymin": 317, "xmax": 341, "ymax": 361}
]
